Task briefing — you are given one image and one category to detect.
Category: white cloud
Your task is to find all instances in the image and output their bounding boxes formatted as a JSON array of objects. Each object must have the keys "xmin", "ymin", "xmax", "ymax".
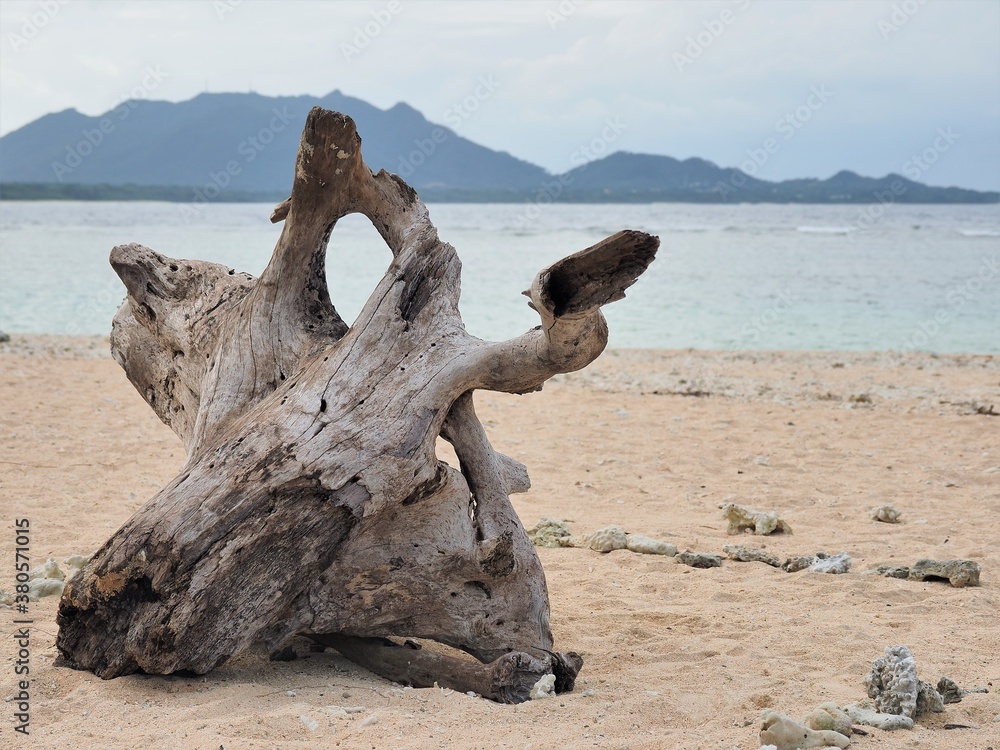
[{"xmin": 0, "ymin": 0, "xmax": 997, "ymax": 188}]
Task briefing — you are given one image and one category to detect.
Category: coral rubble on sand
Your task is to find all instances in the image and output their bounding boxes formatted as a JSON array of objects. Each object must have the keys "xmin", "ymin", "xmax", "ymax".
[
  {"xmin": 807, "ymin": 551, "xmax": 852, "ymax": 574},
  {"xmin": 760, "ymin": 643, "xmax": 970, "ymax": 744},
  {"xmin": 871, "ymin": 558, "xmax": 981, "ymax": 587},
  {"xmin": 834, "ymin": 647, "xmax": 986, "ymax": 734},
  {"xmin": 908, "ymin": 558, "xmax": 980, "ymax": 587},
  {"xmin": 801, "ymin": 702, "xmax": 853, "ymax": 737},
  {"xmin": 676, "ymin": 551, "xmax": 722, "ymax": 568},
  {"xmin": 0, "ymin": 554, "xmax": 92, "ymax": 605},
  {"xmin": 529, "ymin": 674, "xmax": 556, "ymax": 700},
  {"xmin": 723, "ymin": 544, "xmax": 782, "ymax": 567},
  {"xmin": 758, "ymin": 710, "xmax": 850, "ymax": 749},
  {"xmin": 580, "ymin": 526, "xmax": 628, "ymax": 553},
  {"xmin": 870, "ymin": 504, "xmax": 902, "ymax": 523},
  {"xmin": 527, "ymin": 519, "xmax": 677, "ymax": 556},
  {"xmin": 526, "ymin": 517, "xmax": 573, "ymax": 548},
  {"xmin": 722, "ymin": 503, "xmax": 792, "ymax": 535},
  {"xmin": 774, "ymin": 551, "xmax": 852, "ymax": 574},
  {"xmin": 842, "ymin": 700, "xmax": 913, "ymax": 730},
  {"xmin": 624, "ymin": 533, "xmax": 677, "ymax": 556},
  {"xmin": 864, "ymin": 645, "xmax": 943, "ymax": 719}
]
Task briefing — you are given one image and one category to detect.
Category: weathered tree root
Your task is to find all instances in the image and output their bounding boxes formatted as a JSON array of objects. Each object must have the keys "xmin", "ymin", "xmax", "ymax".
[{"xmin": 55, "ymin": 107, "xmax": 657, "ymax": 702}]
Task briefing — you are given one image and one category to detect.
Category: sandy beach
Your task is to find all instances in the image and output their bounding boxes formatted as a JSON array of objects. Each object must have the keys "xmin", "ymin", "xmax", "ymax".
[{"xmin": 1, "ymin": 335, "xmax": 998, "ymax": 749}]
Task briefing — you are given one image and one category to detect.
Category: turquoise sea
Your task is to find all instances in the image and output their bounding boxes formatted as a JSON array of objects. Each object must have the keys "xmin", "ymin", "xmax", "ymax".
[{"xmin": 0, "ymin": 200, "xmax": 997, "ymax": 352}]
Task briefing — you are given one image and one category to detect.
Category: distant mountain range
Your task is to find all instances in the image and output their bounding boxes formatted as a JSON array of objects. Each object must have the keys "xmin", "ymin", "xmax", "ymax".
[{"xmin": 0, "ymin": 91, "xmax": 996, "ymax": 204}]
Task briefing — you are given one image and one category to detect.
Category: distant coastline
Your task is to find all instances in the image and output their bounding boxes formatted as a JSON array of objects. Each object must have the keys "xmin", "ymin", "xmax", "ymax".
[
  {"xmin": 1, "ymin": 181, "xmax": 997, "ymax": 204},
  {"xmin": 2, "ymin": 92, "xmax": 997, "ymax": 205}
]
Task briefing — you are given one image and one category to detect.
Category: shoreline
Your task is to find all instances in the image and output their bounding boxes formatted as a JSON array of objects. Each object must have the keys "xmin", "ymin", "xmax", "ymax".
[
  {"xmin": 3, "ymin": 333, "xmax": 996, "ymax": 414},
  {"xmin": 3, "ymin": 331, "xmax": 997, "ymax": 360}
]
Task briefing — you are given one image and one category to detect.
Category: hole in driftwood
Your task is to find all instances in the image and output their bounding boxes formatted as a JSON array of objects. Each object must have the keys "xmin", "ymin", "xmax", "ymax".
[
  {"xmin": 118, "ymin": 576, "xmax": 159, "ymax": 604},
  {"xmin": 324, "ymin": 213, "xmax": 391, "ymax": 326}
]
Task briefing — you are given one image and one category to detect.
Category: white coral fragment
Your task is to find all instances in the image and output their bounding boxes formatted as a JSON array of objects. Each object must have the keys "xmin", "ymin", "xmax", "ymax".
[
  {"xmin": 870, "ymin": 504, "xmax": 902, "ymax": 523},
  {"xmin": 300, "ymin": 714, "xmax": 319, "ymax": 731},
  {"xmin": 64, "ymin": 553, "xmax": 92, "ymax": 572},
  {"xmin": 865, "ymin": 645, "xmax": 919, "ymax": 717},
  {"xmin": 801, "ymin": 702, "xmax": 852, "ymax": 737},
  {"xmin": 28, "ymin": 558, "xmax": 64, "ymax": 581},
  {"xmin": 581, "ymin": 526, "xmax": 628, "ymax": 553},
  {"xmin": 722, "ymin": 503, "xmax": 792, "ymax": 535},
  {"xmin": 18, "ymin": 553, "xmax": 94, "ymax": 602},
  {"xmin": 807, "ymin": 551, "xmax": 852, "ymax": 574},
  {"xmin": 28, "ymin": 578, "xmax": 65, "ymax": 600},
  {"xmin": 758, "ymin": 710, "xmax": 850, "ymax": 749},
  {"xmin": 864, "ymin": 645, "xmax": 943, "ymax": 719},
  {"xmin": 529, "ymin": 673, "xmax": 556, "ymax": 700},
  {"xmin": 528, "ymin": 522, "xmax": 676, "ymax": 557},
  {"xmin": 843, "ymin": 700, "xmax": 913, "ymax": 730},
  {"xmin": 625, "ymin": 533, "xmax": 677, "ymax": 556}
]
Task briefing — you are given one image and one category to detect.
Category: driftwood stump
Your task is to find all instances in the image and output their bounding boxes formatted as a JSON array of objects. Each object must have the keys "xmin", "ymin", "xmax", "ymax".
[{"xmin": 55, "ymin": 107, "xmax": 658, "ymax": 703}]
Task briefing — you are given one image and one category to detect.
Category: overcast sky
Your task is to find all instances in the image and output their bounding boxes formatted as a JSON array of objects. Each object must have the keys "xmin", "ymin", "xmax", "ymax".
[{"xmin": 1, "ymin": 0, "xmax": 998, "ymax": 189}]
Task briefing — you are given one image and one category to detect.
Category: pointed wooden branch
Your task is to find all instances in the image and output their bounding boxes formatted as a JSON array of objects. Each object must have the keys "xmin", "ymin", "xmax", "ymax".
[{"xmin": 312, "ymin": 635, "xmax": 580, "ymax": 704}]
